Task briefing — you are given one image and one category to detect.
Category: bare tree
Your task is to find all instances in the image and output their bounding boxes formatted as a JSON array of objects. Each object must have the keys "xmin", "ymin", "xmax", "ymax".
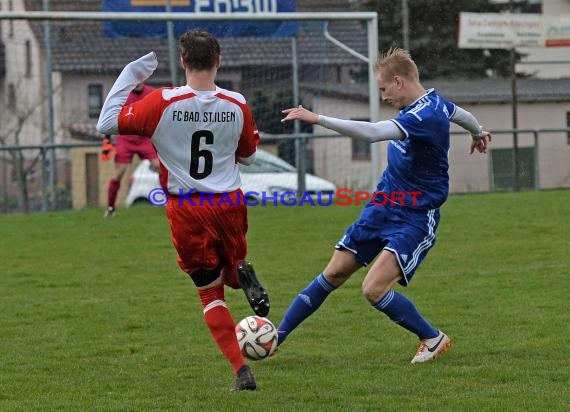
[{"xmin": 0, "ymin": 78, "xmax": 46, "ymax": 213}]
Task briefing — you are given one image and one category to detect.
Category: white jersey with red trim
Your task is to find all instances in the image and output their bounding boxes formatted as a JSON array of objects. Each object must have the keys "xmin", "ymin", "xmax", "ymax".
[{"xmin": 118, "ymin": 85, "xmax": 259, "ymax": 194}]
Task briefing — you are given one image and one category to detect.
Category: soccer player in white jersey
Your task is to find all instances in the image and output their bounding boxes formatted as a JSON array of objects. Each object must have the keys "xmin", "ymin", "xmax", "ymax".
[
  {"xmin": 97, "ymin": 29, "xmax": 269, "ymax": 391},
  {"xmin": 277, "ymin": 48, "xmax": 492, "ymax": 364}
]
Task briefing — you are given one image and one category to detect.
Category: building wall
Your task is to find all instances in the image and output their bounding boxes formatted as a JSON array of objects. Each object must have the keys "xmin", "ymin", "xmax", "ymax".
[
  {"xmin": 518, "ymin": 0, "xmax": 570, "ymax": 79},
  {"xmin": 543, "ymin": 0, "xmax": 570, "ymax": 14},
  {"xmin": 310, "ymin": 93, "xmax": 374, "ymax": 191},
  {"xmin": 0, "ymin": 0, "xmax": 45, "ymax": 147},
  {"xmin": 308, "ymin": 93, "xmax": 570, "ymax": 192},
  {"xmin": 455, "ymin": 101, "xmax": 570, "ymax": 190}
]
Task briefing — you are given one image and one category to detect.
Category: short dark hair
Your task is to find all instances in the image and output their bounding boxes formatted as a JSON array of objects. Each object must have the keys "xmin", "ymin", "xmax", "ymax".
[{"xmin": 179, "ymin": 28, "xmax": 221, "ymax": 71}]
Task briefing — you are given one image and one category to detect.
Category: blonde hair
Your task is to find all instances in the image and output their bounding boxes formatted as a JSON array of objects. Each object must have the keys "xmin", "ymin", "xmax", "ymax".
[{"xmin": 374, "ymin": 47, "xmax": 419, "ymax": 81}]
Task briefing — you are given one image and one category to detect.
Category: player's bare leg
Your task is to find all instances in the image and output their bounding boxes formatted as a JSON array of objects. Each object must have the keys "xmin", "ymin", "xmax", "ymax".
[
  {"xmin": 322, "ymin": 249, "xmax": 362, "ymax": 287},
  {"xmin": 361, "ymin": 251, "xmax": 402, "ymax": 302}
]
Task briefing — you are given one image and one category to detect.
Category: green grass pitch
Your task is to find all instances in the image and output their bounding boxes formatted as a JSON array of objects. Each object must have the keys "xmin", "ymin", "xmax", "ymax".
[{"xmin": 1, "ymin": 190, "xmax": 569, "ymax": 411}]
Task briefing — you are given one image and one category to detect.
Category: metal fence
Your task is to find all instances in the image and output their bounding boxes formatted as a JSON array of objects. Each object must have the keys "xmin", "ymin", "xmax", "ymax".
[
  {"xmin": 0, "ymin": 9, "xmax": 382, "ymax": 213},
  {"xmin": 1, "ymin": 10, "xmax": 569, "ymax": 214},
  {"xmin": 1, "ymin": 128, "xmax": 568, "ymax": 214}
]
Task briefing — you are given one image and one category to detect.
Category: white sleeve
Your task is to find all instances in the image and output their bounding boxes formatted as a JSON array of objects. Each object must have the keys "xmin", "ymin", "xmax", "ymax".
[
  {"xmin": 317, "ymin": 115, "xmax": 404, "ymax": 142},
  {"xmin": 237, "ymin": 153, "xmax": 257, "ymax": 165},
  {"xmin": 450, "ymin": 105, "xmax": 484, "ymax": 139},
  {"xmin": 96, "ymin": 52, "xmax": 158, "ymax": 135}
]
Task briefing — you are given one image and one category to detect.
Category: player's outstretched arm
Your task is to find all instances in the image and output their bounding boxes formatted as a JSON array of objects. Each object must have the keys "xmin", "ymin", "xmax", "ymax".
[
  {"xmin": 97, "ymin": 52, "xmax": 158, "ymax": 135},
  {"xmin": 281, "ymin": 105, "xmax": 404, "ymax": 142},
  {"xmin": 281, "ymin": 105, "xmax": 319, "ymax": 124}
]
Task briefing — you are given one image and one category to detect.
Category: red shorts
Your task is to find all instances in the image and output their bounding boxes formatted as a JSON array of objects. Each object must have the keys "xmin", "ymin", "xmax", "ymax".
[
  {"xmin": 165, "ymin": 190, "xmax": 248, "ymax": 289},
  {"xmin": 114, "ymin": 135, "xmax": 157, "ymax": 164}
]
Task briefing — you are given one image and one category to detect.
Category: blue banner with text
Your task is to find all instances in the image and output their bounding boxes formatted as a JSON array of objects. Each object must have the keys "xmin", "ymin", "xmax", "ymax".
[{"xmin": 102, "ymin": 0, "xmax": 298, "ymax": 38}]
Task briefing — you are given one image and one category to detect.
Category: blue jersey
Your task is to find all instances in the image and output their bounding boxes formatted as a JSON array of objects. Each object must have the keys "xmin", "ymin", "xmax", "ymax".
[{"xmin": 379, "ymin": 89, "xmax": 456, "ymax": 210}]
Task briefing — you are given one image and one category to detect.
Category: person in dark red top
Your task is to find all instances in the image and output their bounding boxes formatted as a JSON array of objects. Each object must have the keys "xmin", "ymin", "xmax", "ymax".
[{"xmin": 103, "ymin": 82, "xmax": 158, "ymax": 217}]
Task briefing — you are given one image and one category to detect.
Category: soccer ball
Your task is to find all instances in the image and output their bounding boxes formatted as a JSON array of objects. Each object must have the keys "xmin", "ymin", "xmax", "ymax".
[{"xmin": 235, "ymin": 316, "xmax": 278, "ymax": 360}]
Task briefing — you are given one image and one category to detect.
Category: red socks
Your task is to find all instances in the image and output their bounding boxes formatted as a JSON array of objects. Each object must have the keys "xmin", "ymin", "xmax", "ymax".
[
  {"xmin": 197, "ymin": 284, "xmax": 246, "ymax": 375},
  {"xmin": 107, "ymin": 178, "xmax": 121, "ymax": 209}
]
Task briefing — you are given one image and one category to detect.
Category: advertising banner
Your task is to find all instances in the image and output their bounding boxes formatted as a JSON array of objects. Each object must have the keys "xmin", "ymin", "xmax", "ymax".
[
  {"xmin": 102, "ymin": 0, "xmax": 298, "ymax": 38},
  {"xmin": 458, "ymin": 12, "xmax": 542, "ymax": 49}
]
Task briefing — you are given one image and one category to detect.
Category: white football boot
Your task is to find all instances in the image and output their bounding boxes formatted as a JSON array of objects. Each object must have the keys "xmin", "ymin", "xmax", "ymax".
[{"xmin": 411, "ymin": 330, "xmax": 452, "ymax": 364}]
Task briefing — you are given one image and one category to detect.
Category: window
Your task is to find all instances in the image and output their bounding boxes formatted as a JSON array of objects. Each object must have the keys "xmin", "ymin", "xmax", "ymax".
[
  {"xmin": 352, "ymin": 139, "xmax": 371, "ymax": 161},
  {"xmin": 521, "ymin": 1, "xmax": 541, "ymax": 14},
  {"xmin": 88, "ymin": 84, "xmax": 103, "ymax": 118},
  {"xmin": 567, "ymin": 112, "xmax": 570, "ymax": 145},
  {"xmin": 8, "ymin": 83, "xmax": 16, "ymax": 109},
  {"xmin": 8, "ymin": 0, "xmax": 13, "ymax": 37},
  {"xmin": 350, "ymin": 118, "xmax": 371, "ymax": 161},
  {"xmin": 25, "ymin": 40, "xmax": 31, "ymax": 78}
]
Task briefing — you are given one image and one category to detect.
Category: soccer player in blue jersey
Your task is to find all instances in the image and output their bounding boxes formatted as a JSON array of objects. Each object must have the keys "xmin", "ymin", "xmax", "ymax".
[{"xmin": 278, "ymin": 47, "xmax": 492, "ymax": 363}]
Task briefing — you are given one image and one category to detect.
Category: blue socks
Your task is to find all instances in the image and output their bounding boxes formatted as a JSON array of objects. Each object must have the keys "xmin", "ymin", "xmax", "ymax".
[
  {"xmin": 373, "ymin": 289, "xmax": 438, "ymax": 340},
  {"xmin": 277, "ymin": 273, "xmax": 335, "ymax": 345},
  {"xmin": 277, "ymin": 275, "xmax": 437, "ymax": 345}
]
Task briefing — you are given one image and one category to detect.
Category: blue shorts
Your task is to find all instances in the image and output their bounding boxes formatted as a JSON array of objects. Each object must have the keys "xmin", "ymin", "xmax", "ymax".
[{"xmin": 335, "ymin": 202, "xmax": 440, "ymax": 286}]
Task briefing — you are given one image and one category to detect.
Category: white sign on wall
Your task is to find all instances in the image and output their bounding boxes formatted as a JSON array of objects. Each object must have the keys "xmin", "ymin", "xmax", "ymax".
[
  {"xmin": 458, "ymin": 12, "xmax": 570, "ymax": 49},
  {"xmin": 544, "ymin": 15, "xmax": 570, "ymax": 47},
  {"xmin": 458, "ymin": 12, "xmax": 542, "ymax": 49}
]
